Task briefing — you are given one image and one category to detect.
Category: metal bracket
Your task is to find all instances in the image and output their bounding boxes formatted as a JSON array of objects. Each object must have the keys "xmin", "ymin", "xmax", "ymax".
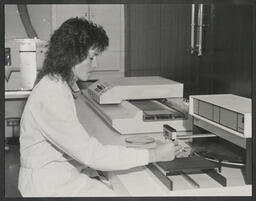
[
  {"xmin": 202, "ymin": 169, "xmax": 227, "ymax": 187},
  {"xmin": 147, "ymin": 163, "xmax": 174, "ymax": 190}
]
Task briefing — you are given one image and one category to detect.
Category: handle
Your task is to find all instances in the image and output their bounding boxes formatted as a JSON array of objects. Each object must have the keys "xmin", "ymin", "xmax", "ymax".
[
  {"xmin": 190, "ymin": 4, "xmax": 196, "ymax": 54},
  {"xmin": 196, "ymin": 4, "xmax": 204, "ymax": 56},
  {"xmin": 180, "ymin": 171, "xmax": 200, "ymax": 188}
]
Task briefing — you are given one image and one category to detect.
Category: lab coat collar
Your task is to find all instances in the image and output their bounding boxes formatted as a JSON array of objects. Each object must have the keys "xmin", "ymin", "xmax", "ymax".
[{"xmin": 69, "ymin": 81, "xmax": 81, "ymax": 99}]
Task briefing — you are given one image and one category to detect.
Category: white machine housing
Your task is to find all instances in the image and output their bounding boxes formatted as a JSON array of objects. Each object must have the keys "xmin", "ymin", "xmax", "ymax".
[
  {"xmin": 189, "ymin": 94, "xmax": 252, "ymax": 185},
  {"xmin": 87, "ymin": 76, "xmax": 184, "ymax": 104},
  {"xmin": 189, "ymin": 94, "xmax": 251, "ymax": 138},
  {"xmin": 83, "ymin": 76, "xmax": 192, "ymax": 135}
]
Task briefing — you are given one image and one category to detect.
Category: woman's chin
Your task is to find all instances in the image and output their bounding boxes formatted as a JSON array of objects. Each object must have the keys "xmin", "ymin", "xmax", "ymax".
[{"xmin": 78, "ymin": 76, "xmax": 89, "ymax": 81}]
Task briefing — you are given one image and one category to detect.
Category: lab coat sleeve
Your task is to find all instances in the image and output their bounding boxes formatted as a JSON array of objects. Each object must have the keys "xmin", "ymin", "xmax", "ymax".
[{"xmin": 31, "ymin": 86, "xmax": 149, "ymax": 171}]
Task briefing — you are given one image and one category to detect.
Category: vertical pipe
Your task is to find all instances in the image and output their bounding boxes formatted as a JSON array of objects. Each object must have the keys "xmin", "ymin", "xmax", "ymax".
[
  {"xmin": 190, "ymin": 4, "xmax": 195, "ymax": 54},
  {"xmin": 197, "ymin": 4, "xmax": 203, "ymax": 56},
  {"xmin": 17, "ymin": 5, "xmax": 38, "ymax": 38}
]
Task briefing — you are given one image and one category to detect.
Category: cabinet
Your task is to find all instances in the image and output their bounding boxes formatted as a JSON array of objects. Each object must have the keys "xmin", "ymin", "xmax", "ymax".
[
  {"xmin": 125, "ymin": 4, "xmax": 194, "ymax": 96},
  {"xmin": 5, "ymin": 92, "xmax": 30, "ymax": 138},
  {"xmin": 52, "ymin": 4, "xmax": 125, "ymax": 79},
  {"xmin": 125, "ymin": 4, "xmax": 252, "ymax": 98}
]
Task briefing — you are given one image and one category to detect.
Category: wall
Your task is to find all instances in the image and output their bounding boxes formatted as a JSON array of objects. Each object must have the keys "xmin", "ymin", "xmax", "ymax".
[
  {"xmin": 5, "ymin": 4, "xmax": 125, "ymax": 88},
  {"xmin": 125, "ymin": 4, "xmax": 252, "ymax": 99},
  {"xmin": 5, "ymin": 5, "xmax": 52, "ymax": 90},
  {"xmin": 211, "ymin": 5, "xmax": 252, "ymax": 97},
  {"xmin": 5, "ymin": 4, "xmax": 52, "ymax": 41}
]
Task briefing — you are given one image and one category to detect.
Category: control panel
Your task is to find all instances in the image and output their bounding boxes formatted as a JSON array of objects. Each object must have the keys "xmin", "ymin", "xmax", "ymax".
[{"xmin": 87, "ymin": 81, "xmax": 113, "ymax": 103}]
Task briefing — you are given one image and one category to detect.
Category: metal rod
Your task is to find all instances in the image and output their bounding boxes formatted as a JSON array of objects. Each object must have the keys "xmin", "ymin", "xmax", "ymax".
[
  {"xmin": 175, "ymin": 133, "xmax": 216, "ymax": 139},
  {"xmin": 190, "ymin": 4, "xmax": 195, "ymax": 54},
  {"xmin": 197, "ymin": 4, "xmax": 204, "ymax": 56},
  {"xmin": 181, "ymin": 171, "xmax": 200, "ymax": 188},
  {"xmin": 163, "ymin": 124, "xmax": 216, "ymax": 140}
]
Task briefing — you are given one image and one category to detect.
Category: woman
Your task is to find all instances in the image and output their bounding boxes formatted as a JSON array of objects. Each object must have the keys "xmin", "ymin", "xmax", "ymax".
[{"xmin": 18, "ymin": 17, "xmax": 181, "ymax": 197}]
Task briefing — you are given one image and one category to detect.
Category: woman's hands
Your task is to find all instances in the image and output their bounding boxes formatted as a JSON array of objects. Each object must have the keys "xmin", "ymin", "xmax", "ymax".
[{"xmin": 148, "ymin": 141, "xmax": 182, "ymax": 163}]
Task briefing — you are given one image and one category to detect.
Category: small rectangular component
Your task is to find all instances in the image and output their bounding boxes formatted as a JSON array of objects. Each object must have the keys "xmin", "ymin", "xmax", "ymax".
[
  {"xmin": 237, "ymin": 113, "xmax": 244, "ymax": 133},
  {"xmin": 220, "ymin": 108, "xmax": 237, "ymax": 131},
  {"xmin": 213, "ymin": 105, "xmax": 220, "ymax": 123},
  {"xmin": 193, "ymin": 99, "xmax": 199, "ymax": 114},
  {"xmin": 198, "ymin": 101, "xmax": 213, "ymax": 120},
  {"xmin": 163, "ymin": 124, "xmax": 177, "ymax": 140},
  {"xmin": 131, "ymin": 100, "xmax": 185, "ymax": 121},
  {"xmin": 5, "ymin": 48, "xmax": 11, "ymax": 66}
]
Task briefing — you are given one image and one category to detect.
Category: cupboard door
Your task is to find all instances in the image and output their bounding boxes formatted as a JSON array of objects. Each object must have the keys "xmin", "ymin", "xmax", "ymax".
[
  {"xmin": 89, "ymin": 5, "xmax": 124, "ymax": 72},
  {"xmin": 188, "ymin": 5, "xmax": 252, "ymax": 98},
  {"xmin": 189, "ymin": 4, "xmax": 214, "ymax": 96},
  {"xmin": 125, "ymin": 4, "xmax": 252, "ymax": 98},
  {"xmin": 160, "ymin": 4, "xmax": 193, "ymax": 97},
  {"xmin": 210, "ymin": 5, "xmax": 252, "ymax": 98},
  {"xmin": 125, "ymin": 4, "xmax": 162, "ymax": 77},
  {"xmin": 52, "ymin": 5, "xmax": 124, "ymax": 78},
  {"xmin": 52, "ymin": 4, "xmax": 89, "ymax": 29}
]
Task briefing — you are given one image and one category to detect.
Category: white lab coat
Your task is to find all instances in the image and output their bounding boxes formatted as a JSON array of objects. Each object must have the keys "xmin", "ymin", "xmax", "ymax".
[{"xmin": 18, "ymin": 75, "xmax": 149, "ymax": 197}]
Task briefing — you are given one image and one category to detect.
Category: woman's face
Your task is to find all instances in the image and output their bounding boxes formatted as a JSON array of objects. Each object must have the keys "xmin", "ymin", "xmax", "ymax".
[{"xmin": 72, "ymin": 48, "xmax": 98, "ymax": 81}]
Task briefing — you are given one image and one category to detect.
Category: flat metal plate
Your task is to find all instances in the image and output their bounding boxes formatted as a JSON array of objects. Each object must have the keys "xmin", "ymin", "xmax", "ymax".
[
  {"xmin": 192, "ymin": 138, "xmax": 245, "ymax": 165},
  {"xmin": 130, "ymin": 100, "xmax": 185, "ymax": 120},
  {"xmin": 156, "ymin": 155, "xmax": 218, "ymax": 175}
]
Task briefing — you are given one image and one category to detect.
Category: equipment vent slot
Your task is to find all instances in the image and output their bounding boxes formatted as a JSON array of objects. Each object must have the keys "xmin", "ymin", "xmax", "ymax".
[{"xmin": 130, "ymin": 100, "xmax": 186, "ymax": 122}]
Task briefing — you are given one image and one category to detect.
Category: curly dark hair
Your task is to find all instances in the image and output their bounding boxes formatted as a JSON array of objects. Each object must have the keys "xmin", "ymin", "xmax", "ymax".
[{"xmin": 35, "ymin": 17, "xmax": 109, "ymax": 85}]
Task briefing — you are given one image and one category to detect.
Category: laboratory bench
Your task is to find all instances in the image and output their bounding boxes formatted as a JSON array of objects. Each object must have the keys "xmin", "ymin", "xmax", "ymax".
[
  {"xmin": 4, "ymin": 90, "xmax": 252, "ymax": 197},
  {"xmin": 75, "ymin": 94, "xmax": 252, "ymax": 196},
  {"xmin": 5, "ymin": 91, "xmax": 31, "ymax": 197},
  {"xmin": 5, "ymin": 90, "xmax": 31, "ymax": 147}
]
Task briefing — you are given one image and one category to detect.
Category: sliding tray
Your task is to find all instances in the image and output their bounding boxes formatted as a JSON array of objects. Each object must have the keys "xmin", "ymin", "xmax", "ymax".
[{"xmin": 147, "ymin": 155, "xmax": 227, "ymax": 190}]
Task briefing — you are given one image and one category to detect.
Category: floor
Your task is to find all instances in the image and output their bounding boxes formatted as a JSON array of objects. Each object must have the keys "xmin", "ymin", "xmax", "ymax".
[{"xmin": 5, "ymin": 137, "xmax": 22, "ymax": 197}]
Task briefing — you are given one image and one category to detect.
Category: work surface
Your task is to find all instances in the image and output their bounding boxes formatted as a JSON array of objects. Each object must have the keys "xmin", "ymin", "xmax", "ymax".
[{"xmin": 75, "ymin": 94, "xmax": 252, "ymax": 196}]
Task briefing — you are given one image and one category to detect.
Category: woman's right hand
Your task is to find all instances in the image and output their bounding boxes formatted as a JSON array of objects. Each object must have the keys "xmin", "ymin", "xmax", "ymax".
[{"xmin": 148, "ymin": 141, "xmax": 182, "ymax": 163}]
